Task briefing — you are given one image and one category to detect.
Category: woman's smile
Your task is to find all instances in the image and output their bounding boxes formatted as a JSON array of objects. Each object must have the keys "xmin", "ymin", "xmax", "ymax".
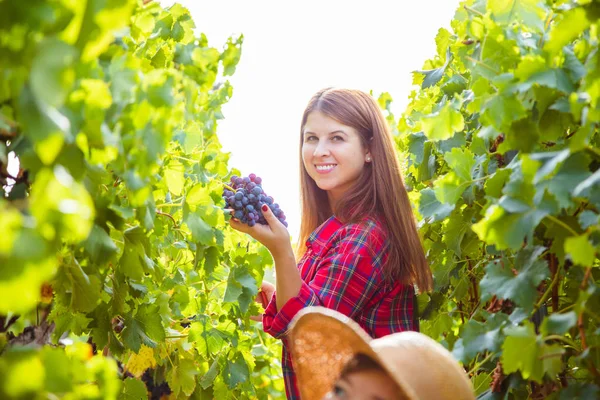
[{"xmin": 315, "ymin": 163, "xmax": 338, "ymax": 174}]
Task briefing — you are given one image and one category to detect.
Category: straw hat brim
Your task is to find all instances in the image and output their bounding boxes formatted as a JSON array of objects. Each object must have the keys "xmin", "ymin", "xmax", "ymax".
[{"xmin": 288, "ymin": 307, "xmax": 419, "ymax": 400}]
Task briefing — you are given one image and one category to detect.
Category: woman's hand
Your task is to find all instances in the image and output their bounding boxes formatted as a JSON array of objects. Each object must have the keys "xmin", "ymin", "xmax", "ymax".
[
  {"xmin": 227, "ymin": 204, "xmax": 292, "ymax": 257},
  {"xmin": 250, "ymin": 281, "xmax": 276, "ymax": 321}
]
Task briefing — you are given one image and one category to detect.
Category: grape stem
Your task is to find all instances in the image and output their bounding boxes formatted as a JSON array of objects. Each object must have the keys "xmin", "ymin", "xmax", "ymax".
[
  {"xmin": 156, "ymin": 210, "xmax": 178, "ymax": 227},
  {"xmin": 468, "ymin": 351, "xmax": 496, "ymax": 376},
  {"xmin": 219, "ymin": 181, "xmax": 236, "ymax": 192},
  {"xmin": 463, "ymin": 5, "xmax": 484, "ymax": 18},
  {"xmin": 533, "ymin": 264, "xmax": 561, "ymax": 314}
]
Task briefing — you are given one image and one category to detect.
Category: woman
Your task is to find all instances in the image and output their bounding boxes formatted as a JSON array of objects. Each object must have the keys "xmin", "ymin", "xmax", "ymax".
[
  {"xmin": 229, "ymin": 87, "xmax": 433, "ymax": 399},
  {"xmin": 288, "ymin": 306, "xmax": 475, "ymax": 400}
]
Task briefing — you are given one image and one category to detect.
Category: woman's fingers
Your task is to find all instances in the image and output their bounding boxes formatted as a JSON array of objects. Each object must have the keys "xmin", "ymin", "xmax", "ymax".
[
  {"xmin": 259, "ymin": 204, "xmax": 279, "ymax": 227},
  {"xmin": 259, "ymin": 290, "xmax": 269, "ymax": 307},
  {"xmin": 227, "ymin": 204, "xmax": 290, "ymax": 255},
  {"xmin": 228, "ymin": 215, "xmax": 246, "ymax": 231}
]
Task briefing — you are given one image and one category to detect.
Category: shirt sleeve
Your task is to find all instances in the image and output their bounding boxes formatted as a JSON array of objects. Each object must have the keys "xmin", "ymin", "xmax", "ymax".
[{"xmin": 262, "ymin": 232, "xmax": 384, "ymax": 339}]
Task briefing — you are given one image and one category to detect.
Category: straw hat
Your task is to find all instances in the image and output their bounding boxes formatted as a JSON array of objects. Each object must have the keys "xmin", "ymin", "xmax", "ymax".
[{"xmin": 288, "ymin": 307, "xmax": 475, "ymax": 400}]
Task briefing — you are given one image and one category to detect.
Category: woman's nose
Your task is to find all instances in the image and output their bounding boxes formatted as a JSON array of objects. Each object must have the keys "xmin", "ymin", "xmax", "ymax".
[{"xmin": 313, "ymin": 139, "xmax": 331, "ymax": 157}]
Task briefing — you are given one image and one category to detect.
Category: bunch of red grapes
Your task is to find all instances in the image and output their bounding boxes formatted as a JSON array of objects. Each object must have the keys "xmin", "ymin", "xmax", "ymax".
[{"xmin": 222, "ymin": 174, "xmax": 288, "ymax": 228}]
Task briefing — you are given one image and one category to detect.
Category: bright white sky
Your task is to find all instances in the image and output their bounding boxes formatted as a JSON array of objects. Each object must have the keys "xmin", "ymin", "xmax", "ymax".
[{"xmin": 160, "ymin": 0, "xmax": 461, "ymax": 240}]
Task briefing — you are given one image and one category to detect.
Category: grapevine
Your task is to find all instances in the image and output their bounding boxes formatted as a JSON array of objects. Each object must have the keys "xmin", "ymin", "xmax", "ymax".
[
  {"xmin": 0, "ymin": 1, "xmax": 283, "ymax": 399},
  {"xmin": 380, "ymin": 0, "xmax": 600, "ymax": 397}
]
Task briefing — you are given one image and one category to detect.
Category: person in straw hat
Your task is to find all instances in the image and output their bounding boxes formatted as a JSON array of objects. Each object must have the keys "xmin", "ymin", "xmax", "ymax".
[{"xmin": 288, "ymin": 307, "xmax": 475, "ymax": 400}]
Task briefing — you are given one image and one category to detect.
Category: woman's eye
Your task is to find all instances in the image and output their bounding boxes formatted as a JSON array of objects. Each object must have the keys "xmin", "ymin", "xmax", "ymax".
[
  {"xmin": 305, "ymin": 136, "xmax": 317, "ymax": 142},
  {"xmin": 333, "ymin": 384, "xmax": 346, "ymax": 397},
  {"xmin": 331, "ymin": 135, "xmax": 344, "ymax": 141}
]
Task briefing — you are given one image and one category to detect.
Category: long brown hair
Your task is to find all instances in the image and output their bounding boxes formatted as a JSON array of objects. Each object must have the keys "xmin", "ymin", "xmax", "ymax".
[{"xmin": 297, "ymin": 88, "xmax": 433, "ymax": 292}]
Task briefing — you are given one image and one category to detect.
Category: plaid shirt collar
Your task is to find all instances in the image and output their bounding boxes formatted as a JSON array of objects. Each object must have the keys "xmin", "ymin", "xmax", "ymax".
[{"xmin": 306, "ymin": 215, "xmax": 343, "ymax": 254}]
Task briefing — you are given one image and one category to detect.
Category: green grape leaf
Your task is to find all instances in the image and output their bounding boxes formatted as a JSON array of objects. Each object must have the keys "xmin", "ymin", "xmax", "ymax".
[
  {"xmin": 223, "ymin": 355, "xmax": 250, "ymax": 389},
  {"xmin": 83, "ymin": 224, "xmax": 118, "ymax": 265},
  {"xmin": 544, "ymin": 7, "xmax": 591, "ymax": 54},
  {"xmin": 501, "ymin": 322, "xmax": 543, "ymax": 383},
  {"xmin": 564, "ymin": 234, "xmax": 596, "ymax": 267},
  {"xmin": 444, "ymin": 147, "xmax": 476, "ymax": 182},
  {"xmin": 200, "ymin": 357, "xmax": 220, "ymax": 390},
  {"xmin": 0, "ymin": 348, "xmax": 45, "ymax": 396},
  {"xmin": 452, "ymin": 313, "xmax": 508, "ymax": 364},
  {"xmin": 167, "ymin": 358, "xmax": 197, "ymax": 397},
  {"xmin": 421, "ymin": 103, "xmax": 465, "ymax": 142},
  {"xmin": 418, "ymin": 188, "xmax": 454, "ymax": 222},
  {"xmin": 540, "ymin": 343, "xmax": 565, "ymax": 380},
  {"xmin": 63, "ymin": 259, "xmax": 101, "ymax": 312},
  {"xmin": 540, "ymin": 311, "xmax": 577, "ymax": 336},
  {"xmin": 407, "ymin": 132, "xmax": 426, "ymax": 165},
  {"xmin": 165, "ymin": 159, "xmax": 185, "ymax": 196},
  {"xmin": 189, "ymin": 321, "xmax": 225, "ymax": 357},
  {"xmin": 414, "ymin": 48, "xmax": 452, "ymax": 89},
  {"xmin": 481, "ymin": 95, "xmax": 526, "ymax": 132},
  {"xmin": 119, "ymin": 378, "xmax": 148, "ymax": 400},
  {"xmin": 122, "ymin": 304, "xmax": 165, "ymax": 352},
  {"xmin": 472, "ymin": 203, "xmax": 549, "ymax": 250},
  {"xmin": 120, "ymin": 237, "xmax": 146, "ymax": 280},
  {"xmin": 579, "ymin": 211, "xmax": 599, "ymax": 230},
  {"xmin": 574, "ymin": 169, "xmax": 600, "ymax": 197},
  {"xmin": 556, "ymin": 383, "xmax": 600, "ymax": 399},
  {"xmin": 480, "ymin": 247, "xmax": 549, "ymax": 311},
  {"xmin": 30, "ymin": 38, "xmax": 77, "ymax": 108},
  {"xmin": 224, "ymin": 271, "xmax": 244, "ymax": 304},
  {"xmin": 42, "ymin": 348, "xmax": 73, "ymax": 393},
  {"xmin": 48, "ymin": 305, "xmax": 92, "ymax": 342},
  {"xmin": 488, "ymin": 0, "xmax": 547, "ymax": 32},
  {"xmin": 185, "ymin": 212, "xmax": 214, "ymax": 244},
  {"xmin": 434, "ymin": 172, "xmax": 466, "ymax": 205},
  {"xmin": 221, "ymin": 35, "xmax": 243, "ymax": 76},
  {"xmin": 485, "ymin": 169, "xmax": 512, "ymax": 199},
  {"xmin": 443, "ymin": 210, "xmax": 473, "ymax": 257}
]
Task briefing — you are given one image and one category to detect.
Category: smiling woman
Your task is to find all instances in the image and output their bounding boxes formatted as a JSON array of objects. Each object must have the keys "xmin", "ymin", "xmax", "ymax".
[
  {"xmin": 302, "ymin": 112, "xmax": 370, "ymax": 205},
  {"xmin": 228, "ymin": 87, "xmax": 433, "ymax": 399}
]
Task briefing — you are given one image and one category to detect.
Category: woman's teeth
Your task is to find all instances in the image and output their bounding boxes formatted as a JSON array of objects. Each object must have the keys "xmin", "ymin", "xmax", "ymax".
[{"xmin": 316, "ymin": 164, "xmax": 336, "ymax": 171}]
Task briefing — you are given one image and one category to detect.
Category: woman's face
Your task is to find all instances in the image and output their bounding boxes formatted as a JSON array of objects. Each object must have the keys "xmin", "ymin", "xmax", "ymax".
[
  {"xmin": 323, "ymin": 370, "xmax": 402, "ymax": 400},
  {"xmin": 302, "ymin": 111, "xmax": 370, "ymax": 204}
]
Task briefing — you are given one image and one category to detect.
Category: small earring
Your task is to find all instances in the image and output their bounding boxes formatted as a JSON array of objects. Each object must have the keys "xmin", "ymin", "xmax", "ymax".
[{"xmin": 366, "ymin": 155, "xmax": 372, "ymax": 162}]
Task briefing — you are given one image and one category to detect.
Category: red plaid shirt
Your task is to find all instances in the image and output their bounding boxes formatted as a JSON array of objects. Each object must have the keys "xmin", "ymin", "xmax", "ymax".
[{"xmin": 262, "ymin": 215, "xmax": 417, "ymax": 399}]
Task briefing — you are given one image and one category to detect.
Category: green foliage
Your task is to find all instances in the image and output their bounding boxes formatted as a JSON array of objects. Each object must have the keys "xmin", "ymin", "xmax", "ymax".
[
  {"xmin": 393, "ymin": 0, "xmax": 600, "ymax": 397},
  {"xmin": 0, "ymin": 1, "xmax": 282, "ymax": 399}
]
